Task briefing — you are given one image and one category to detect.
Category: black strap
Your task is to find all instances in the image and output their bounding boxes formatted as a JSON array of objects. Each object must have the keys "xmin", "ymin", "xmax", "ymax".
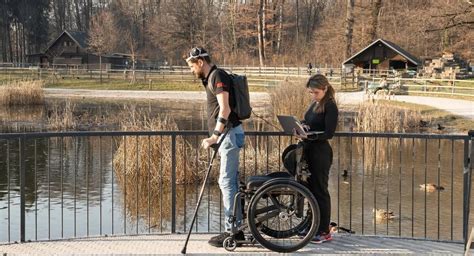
[{"xmin": 207, "ymin": 69, "xmax": 219, "ymax": 96}]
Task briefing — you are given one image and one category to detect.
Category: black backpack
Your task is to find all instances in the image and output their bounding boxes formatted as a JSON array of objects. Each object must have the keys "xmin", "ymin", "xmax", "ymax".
[{"xmin": 209, "ymin": 69, "xmax": 252, "ymax": 120}]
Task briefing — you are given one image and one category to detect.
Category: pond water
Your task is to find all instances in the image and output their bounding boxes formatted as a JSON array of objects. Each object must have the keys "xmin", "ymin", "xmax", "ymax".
[{"xmin": 0, "ymin": 98, "xmax": 471, "ymax": 243}]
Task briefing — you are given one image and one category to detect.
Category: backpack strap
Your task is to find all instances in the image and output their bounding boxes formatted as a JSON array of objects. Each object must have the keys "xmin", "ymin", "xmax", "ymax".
[{"xmin": 207, "ymin": 68, "xmax": 219, "ymax": 96}]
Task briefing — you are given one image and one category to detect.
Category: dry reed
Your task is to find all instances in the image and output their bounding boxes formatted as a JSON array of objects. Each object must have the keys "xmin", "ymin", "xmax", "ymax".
[
  {"xmin": 0, "ymin": 106, "xmax": 43, "ymax": 122},
  {"xmin": 47, "ymin": 100, "xmax": 78, "ymax": 130},
  {"xmin": 354, "ymin": 100, "xmax": 422, "ymax": 133},
  {"xmin": 0, "ymin": 80, "xmax": 44, "ymax": 106},
  {"xmin": 354, "ymin": 100, "xmax": 423, "ymax": 171},
  {"xmin": 268, "ymin": 78, "xmax": 312, "ymax": 123},
  {"xmin": 112, "ymin": 105, "xmax": 200, "ymax": 185},
  {"xmin": 116, "ymin": 134, "xmax": 283, "ymax": 226}
]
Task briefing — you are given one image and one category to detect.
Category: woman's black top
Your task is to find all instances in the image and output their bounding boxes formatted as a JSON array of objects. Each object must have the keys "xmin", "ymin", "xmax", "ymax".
[{"xmin": 302, "ymin": 99, "xmax": 338, "ymax": 141}]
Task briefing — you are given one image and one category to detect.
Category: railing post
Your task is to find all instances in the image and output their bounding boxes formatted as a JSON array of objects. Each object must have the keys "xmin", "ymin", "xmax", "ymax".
[
  {"xmin": 171, "ymin": 135, "xmax": 177, "ymax": 233},
  {"xmin": 19, "ymin": 135, "xmax": 26, "ymax": 242},
  {"xmin": 463, "ymin": 130, "xmax": 474, "ymax": 247}
]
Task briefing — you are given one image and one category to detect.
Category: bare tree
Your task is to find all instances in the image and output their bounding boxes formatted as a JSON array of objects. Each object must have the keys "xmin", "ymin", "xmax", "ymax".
[
  {"xmin": 2, "ymin": 0, "xmax": 474, "ymax": 67},
  {"xmin": 88, "ymin": 11, "xmax": 115, "ymax": 83},
  {"xmin": 276, "ymin": 0, "xmax": 284, "ymax": 55},
  {"xmin": 257, "ymin": 0, "xmax": 265, "ymax": 66},
  {"xmin": 295, "ymin": 0, "xmax": 300, "ymax": 44},
  {"xmin": 368, "ymin": 0, "xmax": 382, "ymax": 41},
  {"xmin": 425, "ymin": 4, "xmax": 473, "ymax": 32},
  {"xmin": 345, "ymin": 0, "xmax": 354, "ymax": 60}
]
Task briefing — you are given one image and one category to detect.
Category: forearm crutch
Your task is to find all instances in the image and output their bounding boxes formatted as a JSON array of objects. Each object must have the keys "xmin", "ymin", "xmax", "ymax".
[{"xmin": 181, "ymin": 128, "xmax": 230, "ymax": 254}]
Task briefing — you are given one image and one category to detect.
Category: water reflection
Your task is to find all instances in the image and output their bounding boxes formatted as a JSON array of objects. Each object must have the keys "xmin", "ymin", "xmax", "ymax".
[
  {"xmin": 0, "ymin": 133, "xmax": 470, "ymax": 243},
  {"xmin": 0, "ymin": 99, "xmax": 471, "ymax": 243},
  {"xmin": 0, "ymin": 99, "xmax": 209, "ymax": 133},
  {"xmin": 332, "ymin": 137, "xmax": 466, "ymax": 241}
]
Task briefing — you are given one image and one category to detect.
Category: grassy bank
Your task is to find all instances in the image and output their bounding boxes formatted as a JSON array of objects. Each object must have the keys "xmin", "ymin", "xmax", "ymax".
[
  {"xmin": 374, "ymin": 100, "xmax": 474, "ymax": 134},
  {"xmin": 48, "ymin": 78, "xmax": 268, "ymax": 92}
]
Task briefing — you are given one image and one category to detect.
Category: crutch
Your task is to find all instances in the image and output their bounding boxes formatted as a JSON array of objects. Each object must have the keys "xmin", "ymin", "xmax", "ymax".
[{"xmin": 181, "ymin": 128, "xmax": 230, "ymax": 254}]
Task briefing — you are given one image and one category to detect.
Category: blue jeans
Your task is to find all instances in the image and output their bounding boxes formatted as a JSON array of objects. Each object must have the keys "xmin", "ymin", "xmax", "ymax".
[{"xmin": 218, "ymin": 124, "xmax": 245, "ymax": 231}]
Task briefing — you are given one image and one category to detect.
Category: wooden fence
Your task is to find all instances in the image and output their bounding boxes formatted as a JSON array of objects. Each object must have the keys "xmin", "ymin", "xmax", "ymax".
[{"xmin": 0, "ymin": 65, "xmax": 473, "ymax": 98}]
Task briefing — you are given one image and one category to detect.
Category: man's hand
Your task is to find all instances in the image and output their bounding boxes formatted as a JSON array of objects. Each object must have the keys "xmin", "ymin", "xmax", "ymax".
[{"xmin": 201, "ymin": 136, "xmax": 218, "ymax": 149}]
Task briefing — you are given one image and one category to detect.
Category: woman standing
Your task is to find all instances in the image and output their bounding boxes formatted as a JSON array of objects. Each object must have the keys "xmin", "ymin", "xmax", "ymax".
[{"xmin": 295, "ymin": 74, "xmax": 338, "ymax": 243}]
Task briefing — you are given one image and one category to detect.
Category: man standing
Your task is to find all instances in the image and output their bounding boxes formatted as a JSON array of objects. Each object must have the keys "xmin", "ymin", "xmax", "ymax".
[{"xmin": 185, "ymin": 47, "xmax": 245, "ymax": 247}]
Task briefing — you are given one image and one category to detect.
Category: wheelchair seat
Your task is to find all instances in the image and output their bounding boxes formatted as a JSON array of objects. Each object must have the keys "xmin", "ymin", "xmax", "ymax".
[{"xmin": 246, "ymin": 172, "xmax": 292, "ymax": 190}]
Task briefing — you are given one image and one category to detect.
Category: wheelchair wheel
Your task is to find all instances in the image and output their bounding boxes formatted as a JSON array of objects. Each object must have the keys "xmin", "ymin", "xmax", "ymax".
[{"xmin": 247, "ymin": 180, "xmax": 319, "ymax": 253}]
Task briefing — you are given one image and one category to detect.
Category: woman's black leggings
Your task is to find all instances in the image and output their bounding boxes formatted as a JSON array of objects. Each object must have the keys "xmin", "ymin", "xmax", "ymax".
[{"xmin": 304, "ymin": 141, "xmax": 333, "ymax": 234}]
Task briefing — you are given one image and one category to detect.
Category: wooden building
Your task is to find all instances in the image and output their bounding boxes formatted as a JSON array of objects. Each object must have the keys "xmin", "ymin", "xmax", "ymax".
[
  {"xmin": 343, "ymin": 39, "xmax": 420, "ymax": 71},
  {"xmin": 27, "ymin": 30, "xmax": 129, "ymax": 69}
]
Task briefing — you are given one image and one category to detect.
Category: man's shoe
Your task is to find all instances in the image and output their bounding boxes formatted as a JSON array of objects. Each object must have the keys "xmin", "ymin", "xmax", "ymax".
[
  {"xmin": 234, "ymin": 230, "xmax": 245, "ymax": 241},
  {"xmin": 311, "ymin": 232, "xmax": 333, "ymax": 244},
  {"xmin": 208, "ymin": 232, "xmax": 230, "ymax": 247},
  {"xmin": 208, "ymin": 231, "xmax": 245, "ymax": 247}
]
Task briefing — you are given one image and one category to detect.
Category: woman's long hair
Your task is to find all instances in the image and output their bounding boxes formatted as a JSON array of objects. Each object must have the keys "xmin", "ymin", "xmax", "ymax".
[{"xmin": 306, "ymin": 74, "xmax": 336, "ymax": 113}]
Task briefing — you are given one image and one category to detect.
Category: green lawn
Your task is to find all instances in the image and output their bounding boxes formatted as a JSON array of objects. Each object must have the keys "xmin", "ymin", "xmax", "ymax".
[
  {"xmin": 46, "ymin": 78, "xmax": 202, "ymax": 91},
  {"xmin": 1, "ymin": 74, "xmax": 268, "ymax": 92},
  {"xmin": 46, "ymin": 78, "xmax": 268, "ymax": 92}
]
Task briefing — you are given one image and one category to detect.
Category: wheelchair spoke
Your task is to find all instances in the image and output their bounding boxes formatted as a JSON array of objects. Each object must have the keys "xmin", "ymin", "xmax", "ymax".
[
  {"xmin": 255, "ymin": 205, "xmax": 279, "ymax": 215},
  {"xmin": 248, "ymin": 181, "xmax": 320, "ymax": 253},
  {"xmin": 254, "ymin": 210, "xmax": 280, "ymax": 224}
]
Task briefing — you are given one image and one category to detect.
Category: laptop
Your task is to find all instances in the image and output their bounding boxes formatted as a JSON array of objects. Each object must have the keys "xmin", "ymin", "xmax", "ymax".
[{"xmin": 277, "ymin": 115, "xmax": 325, "ymax": 136}]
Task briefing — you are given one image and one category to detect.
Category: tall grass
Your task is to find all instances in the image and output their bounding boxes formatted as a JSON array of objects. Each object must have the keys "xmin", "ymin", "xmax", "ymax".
[
  {"xmin": 0, "ymin": 80, "xmax": 44, "ymax": 105},
  {"xmin": 354, "ymin": 100, "xmax": 423, "ymax": 171},
  {"xmin": 110, "ymin": 105, "xmax": 292, "ymax": 225},
  {"xmin": 47, "ymin": 101, "xmax": 77, "ymax": 130},
  {"xmin": 268, "ymin": 78, "xmax": 311, "ymax": 123},
  {"xmin": 112, "ymin": 106, "xmax": 200, "ymax": 185},
  {"xmin": 0, "ymin": 106, "xmax": 43, "ymax": 122},
  {"xmin": 268, "ymin": 78, "xmax": 425, "ymax": 172},
  {"xmin": 354, "ymin": 100, "xmax": 422, "ymax": 133}
]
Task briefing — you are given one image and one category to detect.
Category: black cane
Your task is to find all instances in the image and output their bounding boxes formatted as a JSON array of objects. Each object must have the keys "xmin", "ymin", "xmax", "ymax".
[{"xmin": 181, "ymin": 129, "xmax": 229, "ymax": 254}]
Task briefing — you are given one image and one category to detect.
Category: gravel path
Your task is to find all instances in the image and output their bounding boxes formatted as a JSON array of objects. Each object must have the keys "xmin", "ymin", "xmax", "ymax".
[{"xmin": 44, "ymin": 88, "xmax": 473, "ymax": 120}]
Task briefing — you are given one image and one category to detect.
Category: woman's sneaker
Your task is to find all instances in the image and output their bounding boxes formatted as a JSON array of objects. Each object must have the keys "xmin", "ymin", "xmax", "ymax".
[{"xmin": 311, "ymin": 232, "xmax": 333, "ymax": 244}]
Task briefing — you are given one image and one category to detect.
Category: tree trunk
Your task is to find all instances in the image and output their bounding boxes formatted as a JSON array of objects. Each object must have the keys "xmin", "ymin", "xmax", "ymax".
[
  {"xmin": 230, "ymin": 1, "xmax": 237, "ymax": 54},
  {"xmin": 368, "ymin": 0, "xmax": 382, "ymax": 41},
  {"xmin": 74, "ymin": 0, "xmax": 82, "ymax": 30},
  {"xmin": 22, "ymin": 23, "xmax": 27, "ymax": 63},
  {"xmin": 99, "ymin": 55, "xmax": 102, "ymax": 84},
  {"xmin": 15, "ymin": 23, "xmax": 20, "ymax": 63},
  {"xmin": 276, "ymin": 0, "xmax": 284, "ymax": 55},
  {"xmin": 345, "ymin": 0, "xmax": 354, "ymax": 60},
  {"xmin": 84, "ymin": 0, "xmax": 91, "ymax": 31},
  {"xmin": 7, "ymin": 26, "xmax": 13, "ymax": 62},
  {"xmin": 257, "ymin": 0, "xmax": 265, "ymax": 66},
  {"xmin": 220, "ymin": 17, "xmax": 226, "ymax": 65},
  {"xmin": 262, "ymin": 0, "xmax": 267, "ymax": 58},
  {"xmin": 131, "ymin": 56, "xmax": 136, "ymax": 84},
  {"xmin": 295, "ymin": 0, "xmax": 299, "ymax": 44}
]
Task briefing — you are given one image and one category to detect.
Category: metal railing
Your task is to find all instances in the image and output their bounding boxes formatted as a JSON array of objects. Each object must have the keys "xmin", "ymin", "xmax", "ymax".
[{"xmin": 0, "ymin": 131, "xmax": 472, "ymax": 245}]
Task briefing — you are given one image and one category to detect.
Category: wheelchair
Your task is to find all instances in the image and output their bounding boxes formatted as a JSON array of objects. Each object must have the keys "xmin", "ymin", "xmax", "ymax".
[{"xmin": 222, "ymin": 142, "xmax": 320, "ymax": 252}]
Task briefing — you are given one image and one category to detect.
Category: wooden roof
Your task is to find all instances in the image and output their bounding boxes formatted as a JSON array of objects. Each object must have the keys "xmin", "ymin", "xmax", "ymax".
[
  {"xmin": 343, "ymin": 38, "xmax": 420, "ymax": 66},
  {"xmin": 44, "ymin": 30, "xmax": 88, "ymax": 52}
]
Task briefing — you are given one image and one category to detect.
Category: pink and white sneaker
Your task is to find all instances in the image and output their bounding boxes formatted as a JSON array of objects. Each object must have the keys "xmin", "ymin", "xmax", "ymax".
[{"xmin": 311, "ymin": 232, "xmax": 333, "ymax": 244}]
